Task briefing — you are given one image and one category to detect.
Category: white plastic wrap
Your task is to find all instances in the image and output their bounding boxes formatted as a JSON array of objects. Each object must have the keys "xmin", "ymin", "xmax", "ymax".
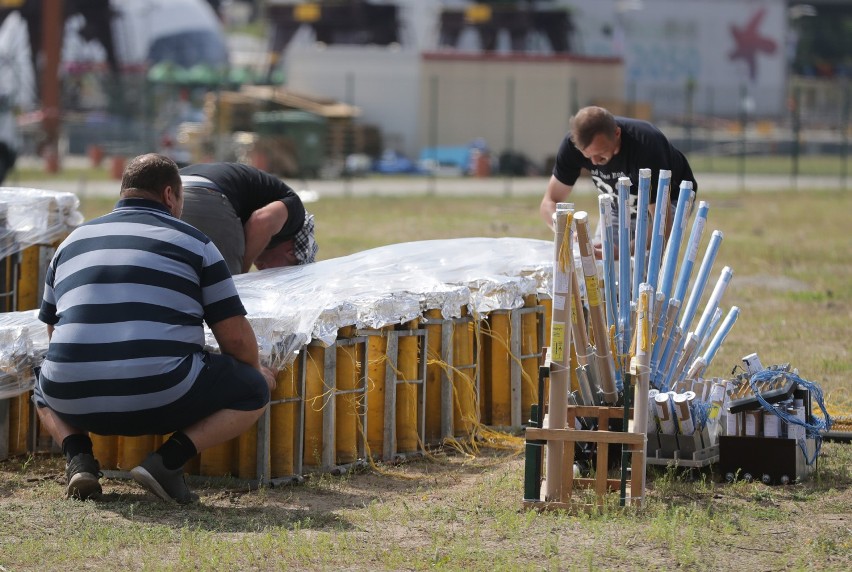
[
  {"xmin": 233, "ymin": 237, "xmax": 553, "ymax": 366},
  {"xmin": 0, "ymin": 187, "xmax": 85, "ymax": 258},
  {"xmin": 1, "ymin": 237, "xmax": 554, "ymax": 383},
  {"xmin": 0, "ymin": 317, "xmax": 37, "ymax": 399}
]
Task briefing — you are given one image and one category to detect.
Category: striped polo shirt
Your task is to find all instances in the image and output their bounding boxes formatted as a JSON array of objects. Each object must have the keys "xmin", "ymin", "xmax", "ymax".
[{"xmin": 36, "ymin": 198, "xmax": 246, "ymax": 416}]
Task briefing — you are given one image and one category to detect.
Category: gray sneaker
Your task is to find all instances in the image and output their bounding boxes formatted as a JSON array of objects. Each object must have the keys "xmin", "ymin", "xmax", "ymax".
[
  {"xmin": 130, "ymin": 453, "xmax": 199, "ymax": 505},
  {"xmin": 65, "ymin": 453, "xmax": 102, "ymax": 500}
]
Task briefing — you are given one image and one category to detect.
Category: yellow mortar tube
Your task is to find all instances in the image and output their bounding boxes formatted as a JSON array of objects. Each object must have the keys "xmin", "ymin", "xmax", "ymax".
[
  {"xmin": 200, "ymin": 437, "xmax": 237, "ymax": 477},
  {"xmin": 184, "ymin": 446, "xmax": 201, "ymax": 475},
  {"xmin": 480, "ymin": 318, "xmax": 492, "ymax": 425},
  {"xmin": 270, "ymin": 362, "xmax": 298, "ymax": 478},
  {"xmin": 335, "ymin": 327, "xmax": 360, "ymax": 465},
  {"xmin": 452, "ymin": 309, "xmax": 477, "ymax": 437},
  {"xmin": 91, "ymin": 434, "xmax": 118, "ymax": 469},
  {"xmin": 1, "ymin": 255, "xmax": 12, "ymax": 313},
  {"xmin": 237, "ymin": 421, "xmax": 258, "ymax": 479},
  {"xmin": 396, "ymin": 319, "xmax": 420, "ymax": 454},
  {"xmin": 521, "ymin": 295, "xmax": 540, "ymax": 422},
  {"xmin": 118, "ymin": 435, "xmax": 155, "ymax": 471},
  {"xmin": 366, "ymin": 327, "xmax": 390, "ymax": 458},
  {"xmin": 302, "ymin": 343, "xmax": 325, "ymax": 467},
  {"xmin": 7, "ymin": 394, "xmax": 30, "ymax": 456},
  {"xmin": 423, "ymin": 308, "xmax": 444, "ymax": 445},
  {"xmin": 15, "ymin": 245, "xmax": 41, "ymax": 311},
  {"xmin": 540, "ymin": 296, "xmax": 553, "ymax": 348},
  {"xmin": 488, "ymin": 311, "xmax": 511, "ymax": 427}
]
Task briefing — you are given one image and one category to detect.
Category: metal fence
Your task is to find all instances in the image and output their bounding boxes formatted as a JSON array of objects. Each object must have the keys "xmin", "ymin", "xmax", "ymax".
[{"xmin": 6, "ymin": 64, "xmax": 851, "ymax": 188}]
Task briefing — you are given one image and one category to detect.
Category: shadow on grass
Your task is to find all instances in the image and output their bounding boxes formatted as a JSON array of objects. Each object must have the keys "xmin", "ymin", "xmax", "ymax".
[{"xmin": 94, "ymin": 489, "xmax": 355, "ymax": 533}]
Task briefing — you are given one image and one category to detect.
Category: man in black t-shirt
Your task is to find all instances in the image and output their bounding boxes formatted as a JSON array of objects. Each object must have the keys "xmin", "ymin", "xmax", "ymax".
[
  {"xmin": 539, "ymin": 106, "xmax": 696, "ymax": 257},
  {"xmin": 179, "ymin": 162, "xmax": 318, "ymax": 274}
]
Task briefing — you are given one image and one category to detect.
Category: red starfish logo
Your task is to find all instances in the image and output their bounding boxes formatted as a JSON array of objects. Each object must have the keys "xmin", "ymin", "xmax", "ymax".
[{"xmin": 728, "ymin": 7, "xmax": 778, "ymax": 80}]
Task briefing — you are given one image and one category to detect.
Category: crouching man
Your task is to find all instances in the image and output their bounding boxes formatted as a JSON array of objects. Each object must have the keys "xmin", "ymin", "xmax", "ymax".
[{"xmin": 34, "ymin": 153, "xmax": 276, "ymax": 504}]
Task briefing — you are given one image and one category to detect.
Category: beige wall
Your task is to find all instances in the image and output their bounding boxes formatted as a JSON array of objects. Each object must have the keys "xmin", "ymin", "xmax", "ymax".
[{"xmin": 418, "ymin": 54, "xmax": 624, "ymax": 169}]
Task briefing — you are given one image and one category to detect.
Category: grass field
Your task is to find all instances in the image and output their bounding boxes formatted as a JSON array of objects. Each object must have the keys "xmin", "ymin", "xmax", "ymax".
[
  {"xmin": 9, "ymin": 152, "xmax": 850, "ymax": 182},
  {"xmin": 686, "ymin": 154, "xmax": 849, "ymax": 177},
  {"xmin": 0, "ymin": 187, "xmax": 849, "ymax": 571}
]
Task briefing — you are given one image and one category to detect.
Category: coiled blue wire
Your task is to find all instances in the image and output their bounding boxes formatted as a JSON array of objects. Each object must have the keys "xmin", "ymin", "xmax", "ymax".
[
  {"xmin": 694, "ymin": 400, "xmax": 711, "ymax": 430},
  {"xmin": 748, "ymin": 369, "xmax": 834, "ymax": 465}
]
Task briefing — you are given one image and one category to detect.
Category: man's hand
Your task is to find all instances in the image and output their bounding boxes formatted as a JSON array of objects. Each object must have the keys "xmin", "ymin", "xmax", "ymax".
[
  {"xmin": 260, "ymin": 365, "xmax": 277, "ymax": 391},
  {"xmin": 540, "ymin": 176, "xmax": 573, "ymax": 230},
  {"xmin": 593, "ymin": 239, "xmax": 635, "ymax": 261}
]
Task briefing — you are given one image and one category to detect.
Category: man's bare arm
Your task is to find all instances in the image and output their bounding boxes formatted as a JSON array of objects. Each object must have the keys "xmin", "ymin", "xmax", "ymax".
[
  {"xmin": 540, "ymin": 175, "xmax": 574, "ymax": 231},
  {"xmin": 242, "ymin": 201, "xmax": 289, "ymax": 273}
]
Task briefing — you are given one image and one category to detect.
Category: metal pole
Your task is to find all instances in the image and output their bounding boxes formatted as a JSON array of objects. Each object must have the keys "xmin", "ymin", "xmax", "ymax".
[
  {"xmin": 707, "ymin": 86, "xmax": 714, "ymax": 171},
  {"xmin": 504, "ymin": 76, "xmax": 515, "ymax": 197},
  {"xmin": 428, "ymin": 75, "xmax": 438, "ymax": 196},
  {"xmin": 842, "ymin": 80, "xmax": 849, "ymax": 190},
  {"xmin": 685, "ymin": 78, "xmax": 695, "ymax": 154},
  {"xmin": 792, "ymin": 85, "xmax": 801, "ymax": 189},
  {"xmin": 569, "ymin": 77, "xmax": 579, "ymax": 117},
  {"xmin": 344, "ymin": 72, "xmax": 355, "ymax": 197},
  {"xmin": 42, "ymin": 0, "xmax": 64, "ymax": 173},
  {"xmin": 738, "ymin": 84, "xmax": 749, "ymax": 193}
]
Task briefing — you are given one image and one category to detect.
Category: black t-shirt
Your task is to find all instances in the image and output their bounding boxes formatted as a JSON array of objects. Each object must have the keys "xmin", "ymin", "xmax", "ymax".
[
  {"xmin": 179, "ymin": 162, "xmax": 306, "ymax": 241},
  {"xmin": 552, "ymin": 117, "xmax": 696, "ymax": 216}
]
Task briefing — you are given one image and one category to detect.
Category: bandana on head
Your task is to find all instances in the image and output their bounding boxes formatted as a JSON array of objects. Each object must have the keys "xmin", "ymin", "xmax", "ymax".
[{"xmin": 292, "ymin": 213, "xmax": 317, "ymax": 264}]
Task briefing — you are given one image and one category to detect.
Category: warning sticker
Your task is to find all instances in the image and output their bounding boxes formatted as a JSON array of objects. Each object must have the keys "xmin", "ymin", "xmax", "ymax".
[{"xmin": 551, "ymin": 322, "xmax": 566, "ymax": 363}]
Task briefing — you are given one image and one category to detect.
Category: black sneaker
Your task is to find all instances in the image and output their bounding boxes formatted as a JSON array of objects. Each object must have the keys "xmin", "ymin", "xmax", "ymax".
[
  {"xmin": 65, "ymin": 453, "xmax": 102, "ymax": 500},
  {"xmin": 130, "ymin": 453, "xmax": 199, "ymax": 505}
]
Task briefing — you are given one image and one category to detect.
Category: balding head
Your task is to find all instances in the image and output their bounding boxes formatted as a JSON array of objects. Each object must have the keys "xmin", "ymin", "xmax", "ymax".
[
  {"xmin": 121, "ymin": 153, "xmax": 182, "ymax": 199},
  {"xmin": 120, "ymin": 153, "xmax": 183, "ymax": 216}
]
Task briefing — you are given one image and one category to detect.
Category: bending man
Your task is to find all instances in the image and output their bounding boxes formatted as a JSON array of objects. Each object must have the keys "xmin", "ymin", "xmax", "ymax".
[
  {"xmin": 540, "ymin": 106, "xmax": 697, "ymax": 257},
  {"xmin": 35, "ymin": 153, "xmax": 276, "ymax": 504},
  {"xmin": 179, "ymin": 162, "xmax": 317, "ymax": 274}
]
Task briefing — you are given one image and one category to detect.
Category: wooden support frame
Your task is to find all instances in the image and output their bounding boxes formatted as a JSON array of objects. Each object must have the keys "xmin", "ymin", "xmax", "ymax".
[
  {"xmin": 509, "ymin": 303, "xmax": 545, "ymax": 428},
  {"xmin": 381, "ymin": 328, "xmax": 427, "ymax": 461},
  {"xmin": 259, "ymin": 347, "xmax": 308, "ymax": 486},
  {"xmin": 524, "ymin": 405, "xmax": 646, "ymax": 513}
]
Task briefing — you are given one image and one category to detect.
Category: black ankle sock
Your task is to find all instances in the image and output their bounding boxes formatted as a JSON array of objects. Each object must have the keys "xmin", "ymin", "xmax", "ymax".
[
  {"xmin": 61, "ymin": 434, "xmax": 94, "ymax": 462},
  {"xmin": 157, "ymin": 431, "xmax": 198, "ymax": 470}
]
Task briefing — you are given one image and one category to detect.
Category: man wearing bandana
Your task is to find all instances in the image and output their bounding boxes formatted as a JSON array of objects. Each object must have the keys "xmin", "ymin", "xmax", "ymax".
[{"xmin": 179, "ymin": 162, "xmax": 318, "ymax": 274}]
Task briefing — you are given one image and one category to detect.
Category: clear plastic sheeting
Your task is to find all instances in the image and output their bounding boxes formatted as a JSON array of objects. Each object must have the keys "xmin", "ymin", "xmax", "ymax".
[
  {"xmin": 232, "ymin": 237, "xmax": 553, "ymax": 367},
  {"xmin": 0, "ymin": 187, "xmax": 85, "ymax": 258},
  {"xmin": 0, "ymin": 320, "xmax": 37, "ymax": 400},
  {"xmin": 0, "ymin": 237, "xmax": 554, "ymax": 381}
]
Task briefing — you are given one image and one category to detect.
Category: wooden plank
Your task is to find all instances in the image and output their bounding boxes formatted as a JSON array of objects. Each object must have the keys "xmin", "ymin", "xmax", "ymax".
[
  {"xmin": 631, "ymin": 449, "xmax": 645, "ymax": 504},
  {"xmin": 525, "ymin": 427, "xmax": 644, "ymax": 445},
  {"xmin": 568, "ymin": 406, "xmax": 634, "ymax": 418},
  {"xmin": 595, "ymin": 438, "xmax": 609, "ymax": 505},
  {"xmin": 574, "ymin": 477, "xmax": 624, "ymax": 491},
  {"xmin": 561, "ymin": 437, "xmax": 575, "ymax": 503}
]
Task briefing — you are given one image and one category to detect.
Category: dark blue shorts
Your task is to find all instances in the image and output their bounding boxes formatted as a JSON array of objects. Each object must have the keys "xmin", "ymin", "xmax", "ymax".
[{"xmin": 46, "ymin": 353, "xmax": 270, "ymax": 437}]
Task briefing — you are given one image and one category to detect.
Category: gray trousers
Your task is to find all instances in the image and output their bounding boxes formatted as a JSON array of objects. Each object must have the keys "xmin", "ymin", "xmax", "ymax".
[{"xmin": 181, "ymin": 187, "xmax": 245, "ymax": 276}]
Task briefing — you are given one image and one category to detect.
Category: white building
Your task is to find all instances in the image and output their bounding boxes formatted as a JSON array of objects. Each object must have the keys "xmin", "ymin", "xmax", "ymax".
[{"xmin": 277, "ymin": 0, "xmax": 788, "ymax": 164}]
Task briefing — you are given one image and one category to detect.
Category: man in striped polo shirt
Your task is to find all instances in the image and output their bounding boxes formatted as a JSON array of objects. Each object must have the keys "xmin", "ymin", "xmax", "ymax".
[{"xmin": 34, "ymin": 153, "xmax": 276, "ymax": 504}]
